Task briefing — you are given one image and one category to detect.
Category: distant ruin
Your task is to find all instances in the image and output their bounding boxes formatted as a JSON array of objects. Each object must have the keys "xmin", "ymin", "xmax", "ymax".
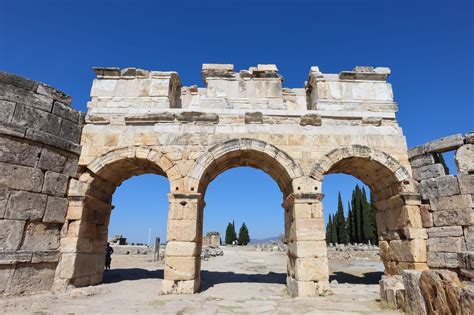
[
  {"xmin": 0, "ymin": 65, "xmax": 472, "ymax": 304},
  {"xmin": 203, "ymin": 232, "xmax": 221, "ymax": 247}
]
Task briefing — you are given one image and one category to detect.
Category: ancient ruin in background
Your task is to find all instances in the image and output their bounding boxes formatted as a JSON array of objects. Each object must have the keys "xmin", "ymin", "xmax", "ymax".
[{"xmin": 0, "ymin": 64, "xmax": 472, "ymax": 305}]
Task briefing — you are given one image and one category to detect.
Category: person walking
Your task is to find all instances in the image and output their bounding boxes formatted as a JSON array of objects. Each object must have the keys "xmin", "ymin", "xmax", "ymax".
[{"xmin": 105, "ymin": 243, "xmax": 114, "ymax": 270}]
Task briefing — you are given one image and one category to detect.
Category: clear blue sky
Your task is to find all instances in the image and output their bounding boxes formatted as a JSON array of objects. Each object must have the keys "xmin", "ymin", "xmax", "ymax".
[{"xmin": 1, "ymin": 0, "xmax": 472, "ymax": 242}]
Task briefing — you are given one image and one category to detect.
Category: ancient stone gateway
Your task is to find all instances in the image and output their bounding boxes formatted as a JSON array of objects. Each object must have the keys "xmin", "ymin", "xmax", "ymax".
[{"xmin": 51, "ymin": 64, "xmax": 427, "ymax": 296}]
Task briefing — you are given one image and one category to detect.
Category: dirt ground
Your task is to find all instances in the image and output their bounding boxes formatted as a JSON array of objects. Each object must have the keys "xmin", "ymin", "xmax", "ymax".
[{"xmin": 0, "ymin": 247, "xmax": 401, "ymax": 314}]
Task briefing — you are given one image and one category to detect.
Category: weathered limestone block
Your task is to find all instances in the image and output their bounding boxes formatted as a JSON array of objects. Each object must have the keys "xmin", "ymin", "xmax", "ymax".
[
  {"xmin": 401, "ymin": 228, "xmax": 428, "ymax": 240},
  {"xmin": 291, "ymin": 256, "xmax": 328, "ymax": 281},
  {"xmin": 0, "ymin": 162, "xmax": 44, "ymax": 192},
  {"xmin": 410, "ymin": 154, "xmax": 435, "ymax": 168},
  {"xmin": 427, "ymin": 252, "xmax": 460, "ymax": 268},
  {"xmin": 286, "ymin": 276, "xmax": 329, "ymax": 297},
  {"xmin": 425, "ymin": 134, "xmax": 464, "ymax": 153},
  {"xmin": 379, "ymin": 275, "xmax": 406, "ymax": 310},
  {"xmin": 58, "ymin": 253, "xmax": 101, "ymax": 279},
  {"xmin": 5, "ymin": 190, "xmax": 47, "ymax": 220},
  {"xmin": 42, "ymin": 171, "xmax": 69, "ymax": 197},
  {"xmin": 419, "ymin": 270, "xmax": 466, "ymax": 315},
  {"xmin": 0, "ymin": 219, "xmax": 25, "ymax": 250},
  {"xmin": 300, "ymin": 114, "xmax": 321, "ymax": 126},
  {"xmin": 419, "ymin": 175, "xmax": 460, "ymax": 200},
  {"xmin": 52, "ymin": 101, "xmax": 80, "ymax": 123},
  {"xmin": 288, "ymin": 240, "xmax": 327, "ymax": 258},
  {"xmin": 177, "ymin": 111, "xmax": 218, "ymax": 123},
  {"xmin": 402, "ymin": 270, "xmax": 427, "ymax": 315},
  {"xmin": 0, "ymin": 266, "xmax": 13, "ymax": 294},
  {"xmin": 427, "ymin": 236, "xmax": 466, "ymax": 253},
  {"xmin": 455, "ymin": 144, "xmax": 474, "ymax": 174},
  {"xmin": 43, "ymin": 196, "xmax": 68, "ymax": 223},
  {"xmin": 164, "ymin": 256, "xmax": 200, "ymax": 280},
  {"xmin": 11, "ymin": 104, "xmax": 61, "ymax": 135},
  {"xmin": 161, "ymin": 279, "xmax": 200, "ymax": 295},
  {"xmin": 432, "ymin": 209, "xmax": 473, "ymax": 227},
  {"xmin": 427, "ymin": 226, "xmax": 464, "ymax": 238},
  {"xmin": 458, "ymin": 174, "xmax": 474, "ymax": 195},
  {"xmin": 464, "ymin": 226, "xmax": 474, "ymax": 251},
  {"xmin": 20, "ymin": 222, "xmax": 60, "ymax": 251},
  {"xmin": 430, "ymin": 194, "xmax": 473, "ymax": 211},
  {"xmin": 6, "ymin": 263, "xmax": 56, "ymax": 295},
  {"xmin": 165, "ymin": 241, "xmax": 200, "ymax": 257},
  {"xmin": 167, "ymin": 219, "xmax": 201, "ymax": 242},
  {"xmin": 389, "ymin": 239, "xmax": 427, "ymax": 262},
  {"xmin": 419, "ymin": 204, "xmax": 433, "ymax": 228},
  {"xmin": 412, "ymin": 164, "xmax": 444, "ymax": 181},
  {"xmin": 289, "ymin": 218, "xmax": 325, "ymax": 241},
  {"xmin": 0, "ymin": 136, "xmax": 42, "ymax": 167},
  {"xmin": 244, "ymin": 112, "xmax": 263, "ymax": 124}
]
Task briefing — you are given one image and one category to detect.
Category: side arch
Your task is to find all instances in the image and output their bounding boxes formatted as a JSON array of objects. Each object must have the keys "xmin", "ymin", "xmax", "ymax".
[
  {"xmin": 187, "ymin": 138, "xmax": 304, "ymax": 196},
  {"xmin": 310, "ymin": 145, "xmax": 427, "ymax": 276},
  {"xmin": 55, "ymin": 146, "xmax": 179, "ymax": 289},
  {"xmin": 309, "ymin": 145, "xmax": 414, "ymax": 196},
  {"xmin": 86, "ymin": 146, "xmax": 182, "ymax": 185}
]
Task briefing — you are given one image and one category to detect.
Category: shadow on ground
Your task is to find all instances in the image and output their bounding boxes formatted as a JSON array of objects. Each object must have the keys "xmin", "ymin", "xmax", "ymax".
[
  {"xmin": 330, "ymin": 271, "xmax": 383, "ymax": 285},
  {"xmin": 102, "ymin": 268, "xmax": 381, "ymax": 287},
  {"xmin": 200, "ymin": 270, "xmax": 287, "ymax": 291},
  {"xmin": 103, "ymin": 268, "xmax": 164, "ymax": 284}
]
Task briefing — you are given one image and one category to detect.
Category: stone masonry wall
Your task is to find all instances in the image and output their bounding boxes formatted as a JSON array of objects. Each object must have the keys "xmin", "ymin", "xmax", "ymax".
[
  {"xmin": 408, "ymin": 132, "xmax": 474, "ymax": 280},
  {"xmin": 0, "ymin": 72, "xmax": 83, "ymax": 295}
]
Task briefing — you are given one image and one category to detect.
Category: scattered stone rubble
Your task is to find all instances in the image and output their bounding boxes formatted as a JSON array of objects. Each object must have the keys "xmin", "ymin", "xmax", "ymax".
[
  {"xmin": 327, "ymin": 243, "xmax": 380, "ymax": 260},
  {"xmin": 252, "ymin": 242, "xmax": 287, "ymax": 252},
  {"xmin": 201, "ymin": 245, "xmax": 223, "ymax": 260},
  {"xmin": 380, "ymin": 269, "xmax": 473, "ymax": 314}
]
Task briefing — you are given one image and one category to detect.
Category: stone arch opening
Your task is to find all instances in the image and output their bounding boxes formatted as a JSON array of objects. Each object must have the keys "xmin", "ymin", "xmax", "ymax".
[
  {"xmin": 55, "ymin": 146, "xmax": 179, "ymax": 288},
  {"xmin": 311, "ymin": 146, "xmax": 427, "ymax": 277},
  {"xmin": 162, "ymin": 138, "xmax": 320, "ymax": 295}
]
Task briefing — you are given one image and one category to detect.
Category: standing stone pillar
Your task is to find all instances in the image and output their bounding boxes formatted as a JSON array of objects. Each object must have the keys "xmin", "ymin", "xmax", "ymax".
[
  {"xmin": 284, "ymin": 193, "xmax": 329, "ymax": 297},
  {"xmin": 161, "ymin": 193, "xmax": 203, "ymax": 294}
]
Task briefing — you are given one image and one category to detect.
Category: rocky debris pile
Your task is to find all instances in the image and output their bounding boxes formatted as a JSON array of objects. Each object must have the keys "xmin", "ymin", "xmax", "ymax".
[
  {"xmin": 201, "ymin": 246, "xmax": 223, "ymax": 260},
  {"xmin": 327, "ymin": 243, "xmax": 380, "ymax": 260},
  {"xmin": 253, "ymin": 242, "xmax": 287, "ymax": 252},
  {"xmin": 380, "ymin": 270, "xmax": 473, "ymax": 314}
]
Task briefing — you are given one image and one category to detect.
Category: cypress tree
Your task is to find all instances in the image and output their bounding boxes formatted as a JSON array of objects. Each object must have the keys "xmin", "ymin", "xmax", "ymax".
[
  {"xmin": 225, "ymin": 223, "xmax": 235, "ymax": 244},
  {"xmin": 335, "ymin": 192, "xmax": 348, "ymax": 244},
  {"xmin": 361, "ymin": 187, "xmax": 374, "ymax": 244},
  {"xmin": 238, "ymin": 222, "xmax": 250, "ymax": 245},
  {"xmin": 330, "ymin": 214, "xmax": 338, "ymax": 244},
  {"xmin": 347, "ymin": 201, "xmax": 354, "ymax": 244},
  {"xmin": 370, "ymin": 194, "xmax": 378, "ymax": 245},
  {"xmin": 326, "ymin": 215, "xmax": 333, "ymax": 244},
  {"xmin": 352, "ymin": 185, "xmax": 362, "ymax": 243}
]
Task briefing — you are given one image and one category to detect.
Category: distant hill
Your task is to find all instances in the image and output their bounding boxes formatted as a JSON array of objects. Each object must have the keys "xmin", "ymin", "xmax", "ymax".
[{"xmin": 249, "ymin": 236, "xmax": 281, "ymax": 244}]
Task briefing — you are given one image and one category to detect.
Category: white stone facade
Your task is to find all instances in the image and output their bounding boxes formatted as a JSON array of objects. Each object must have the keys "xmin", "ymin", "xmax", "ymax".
[{"xmin": 56, "ymin": 64, "xmax": 427, "ymax": 296}]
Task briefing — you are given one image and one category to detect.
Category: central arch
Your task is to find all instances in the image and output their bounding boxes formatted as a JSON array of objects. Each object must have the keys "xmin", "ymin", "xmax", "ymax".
[
  {"xmin": 54, "ymin": 146, "xmax": 180, "ymax": 289},
  {"xmin": 162, "ymin": 139, "xmax": 329, "ymax": 296},
  {"xmin": 310, "ymin": 145, "xmax": 428, "ymax": 276}
]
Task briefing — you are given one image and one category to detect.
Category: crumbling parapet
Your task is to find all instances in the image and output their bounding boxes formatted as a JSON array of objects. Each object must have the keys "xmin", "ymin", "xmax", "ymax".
[
  {"xmin": 408, "ymin": 132, "xmax": 474, "ymax": 281},
  {"xmin": 0, "ymin": 72, "xmax": 83, "ymax": 295}
]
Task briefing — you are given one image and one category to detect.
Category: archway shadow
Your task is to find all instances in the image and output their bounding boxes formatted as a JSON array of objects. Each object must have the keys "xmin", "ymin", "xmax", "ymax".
[
  {"xmin": 102, "ymin": 268, "xmax": 164, "ymax": 284},
  {"xmin": 199, "ymin": 270, "xmax": 287, "ymax": 291},
  {"xmin": 329, "ymin": 271, "xmax": 383, "ymax": 285}
]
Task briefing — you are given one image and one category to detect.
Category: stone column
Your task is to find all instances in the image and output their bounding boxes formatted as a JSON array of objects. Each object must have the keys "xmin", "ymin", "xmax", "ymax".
[
  {"xmin": 284, "ymin": 193, "xmax": 329, "ymax": 297},
  {"xmin": 161, "ymin": 193, "xmax": 203, "ymax": 294}
]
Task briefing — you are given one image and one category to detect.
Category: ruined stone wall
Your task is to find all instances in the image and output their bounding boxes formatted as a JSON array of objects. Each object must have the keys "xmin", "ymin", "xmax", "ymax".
[
  {"xmin": 0, "ymin": 72, "xmax": 83, "ymax": 295},
  {"xmin": 408, "ymin": 133, "xmax": 473, "ymax": 280}
]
